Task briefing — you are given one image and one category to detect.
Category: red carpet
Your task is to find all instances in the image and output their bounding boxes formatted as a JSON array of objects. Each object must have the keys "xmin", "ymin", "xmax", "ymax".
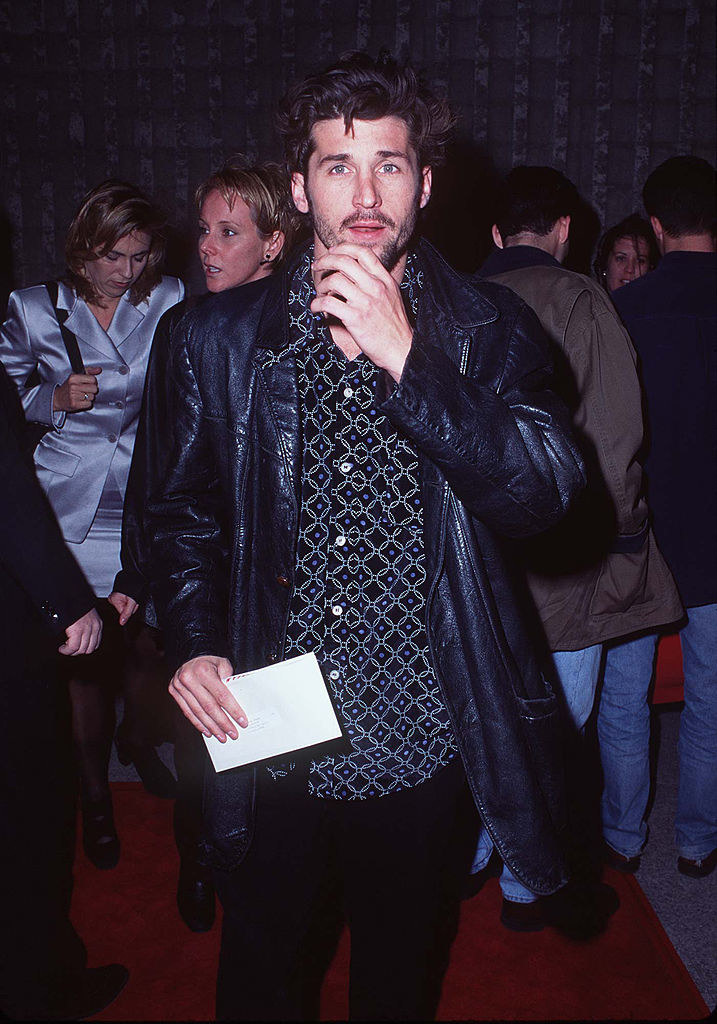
[
  {"xmin": 74, "ymin": 783, "xmax": 708, "ymax": 1021},
  {"xmin": 652, "ymin": 633, "xmax": 684, "ymax": 704}
]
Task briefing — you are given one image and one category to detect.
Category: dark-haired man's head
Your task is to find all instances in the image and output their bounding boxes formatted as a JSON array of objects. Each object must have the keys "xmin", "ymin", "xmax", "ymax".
[
  {"xmin": 642, "ymin": 156, "xmax": 716, "ymax": 253},
  {"xmin": 492, "ymin": 166, "xmax": 580, "ymax": 264},
  {"xmin": 277, "ymin": 51, "xmax": 453, "ymax": 274}
]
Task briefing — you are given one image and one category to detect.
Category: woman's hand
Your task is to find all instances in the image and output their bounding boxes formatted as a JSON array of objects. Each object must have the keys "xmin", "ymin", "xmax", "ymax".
[
  {"xmin": 58, "ymin": 608, "xmax": 103, "ymax": 655},
  {"xmin": 53, "ymin": 366, "xmax": 102, "ymax": 412},
  {"xmin": 108, "ymin": 591, "xmax": 139, "ymax": 625}
]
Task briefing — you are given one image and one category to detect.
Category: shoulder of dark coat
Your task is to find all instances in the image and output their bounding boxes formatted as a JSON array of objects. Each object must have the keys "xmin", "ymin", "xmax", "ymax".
[
  {"xmin": 176, "ymin": 276, "xmax": 275, "ymax": 352},
  {"xmin": 418, "ymin": 238, "xmax": 535, "ymax": 329}
]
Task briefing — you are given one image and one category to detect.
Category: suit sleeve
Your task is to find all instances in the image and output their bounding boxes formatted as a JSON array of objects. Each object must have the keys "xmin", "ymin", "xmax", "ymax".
[
  {"xmin": 380, "ymin": 300, "xmax": 585, "ymax": 538},
  {"xmin": 0, "ymin": 289, "xmax": 61, "ymax": 426},
  {"xmin": 0, "ymin": 367, "xmax": 96, "ymax": 634}
]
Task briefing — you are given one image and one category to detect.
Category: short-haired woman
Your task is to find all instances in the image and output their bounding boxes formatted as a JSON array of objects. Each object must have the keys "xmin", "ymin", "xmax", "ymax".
[{"xmin": 118, "ymin": 157, "xmax": 299, "ymax": 931}]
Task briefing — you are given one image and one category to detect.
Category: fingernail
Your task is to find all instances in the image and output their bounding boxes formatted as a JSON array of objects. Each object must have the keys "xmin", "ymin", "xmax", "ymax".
[{"xmin": 238, "ymin": 717, "xmax": 248, "ymax": 728}]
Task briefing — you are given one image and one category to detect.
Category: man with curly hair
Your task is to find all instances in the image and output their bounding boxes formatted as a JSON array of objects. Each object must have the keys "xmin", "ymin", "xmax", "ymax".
[{"xmin": 144, "ymin": 52, "xmax": 584, "ymax": 1020}]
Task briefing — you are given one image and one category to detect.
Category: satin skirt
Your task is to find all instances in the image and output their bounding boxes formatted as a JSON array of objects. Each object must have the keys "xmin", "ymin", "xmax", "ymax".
[{"xmin": 67, "ymin": 507, "xmax": 122, "ymax": 598}]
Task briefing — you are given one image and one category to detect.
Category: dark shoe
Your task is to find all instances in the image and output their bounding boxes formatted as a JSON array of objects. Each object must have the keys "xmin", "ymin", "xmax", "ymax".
[
  {"xmin": 82, "ymin": 795, "xmax": 120, "ymax": 870},
  {"xmin": 177, "ymin": 859, "xmax": 216, "ymax": 932},
  {"xmin": 45, "ymin": 963, "xmax": 129, "ymax": 1020},
  {"xmin": 461, "ymin": 852, "xmax": 502, "ymax": 901},
  {"xmin": 545, "ymin": 881, "xmax": 620, "ymax": 940},
  {"xmin": 677, "ymin": 847, "xmax": 717, "ymax": 878},
  {"xmin": 602, "ymin": 841, "xmax": 640, "ymax": 874},
  {"xmin": 500, "ymin": 897, "xmax": 545, "ymax": 932},
  {"xmin": 115, "ymin": 729, "xmax": 177, "ymax": 799}
]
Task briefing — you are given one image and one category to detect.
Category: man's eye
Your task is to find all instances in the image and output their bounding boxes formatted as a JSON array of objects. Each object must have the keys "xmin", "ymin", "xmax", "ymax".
[
  {"xmin": 329, "ymin": 164, "xmax": 348, "ymax": 175},
  {"xmin": 380, "ymin": 163, "xmax": 399, "ymax": 173}
]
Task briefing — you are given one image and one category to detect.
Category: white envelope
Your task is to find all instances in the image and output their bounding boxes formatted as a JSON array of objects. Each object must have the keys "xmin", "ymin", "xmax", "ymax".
[{"xmin": 203, "ymin": 652, "xmax": 343, "ymax": 772}]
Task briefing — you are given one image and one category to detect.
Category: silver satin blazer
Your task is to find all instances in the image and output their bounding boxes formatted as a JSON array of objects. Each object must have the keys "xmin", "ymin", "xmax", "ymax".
[{"xmin": 0, "ymin": 277, "xmax": 184, "ymax": 542}]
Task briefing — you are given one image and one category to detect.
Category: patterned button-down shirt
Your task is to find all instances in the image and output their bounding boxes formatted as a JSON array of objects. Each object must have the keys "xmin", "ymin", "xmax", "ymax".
[{"xmin": 279, "ymin": 249, "xmax": 457, "ymax": 799}]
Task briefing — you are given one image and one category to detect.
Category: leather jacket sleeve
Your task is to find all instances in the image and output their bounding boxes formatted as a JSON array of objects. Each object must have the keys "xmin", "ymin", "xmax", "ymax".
[
  {"xmin": 142, "ymin": 312, "xmax": 233, "ymax": 668},
  {"xmin": 380, "ymin": 296, "xmax": 585, "ymax": 538},
  {"xmin": 114, "ymin": 299, "xmax": 188, "ymax": 612}
]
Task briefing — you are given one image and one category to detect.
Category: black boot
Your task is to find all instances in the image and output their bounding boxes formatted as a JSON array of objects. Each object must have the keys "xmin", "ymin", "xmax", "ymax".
[
  {"xmin": 177, "ymin": 856, "xmax": 216, "ymax": 932},
  {"xmin": 115, "ymin": 725, "xmax": 177, "ymax": 799},
  {"xmin": 81, "ymin": 793, "xmax": 120, "ymax": 870}
]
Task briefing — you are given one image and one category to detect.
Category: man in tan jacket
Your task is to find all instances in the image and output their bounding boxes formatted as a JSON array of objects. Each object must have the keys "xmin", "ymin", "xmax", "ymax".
[{"xmin": 466, "ymin": 166, "xmax": 682, "ymax": 931}]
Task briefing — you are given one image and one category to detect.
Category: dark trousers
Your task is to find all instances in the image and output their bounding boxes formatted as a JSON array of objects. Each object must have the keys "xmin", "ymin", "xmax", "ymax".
[
  {"xmin": 173, "ymin": 709, "xmax": 208, "ymax": 861},
  {"xmin": 215, "ymin": 758, "xmax": 479, "ymax": 1021},
  {"xmin": 0, "ymin": 654, "xmax": 86, "ymax": 1018}
]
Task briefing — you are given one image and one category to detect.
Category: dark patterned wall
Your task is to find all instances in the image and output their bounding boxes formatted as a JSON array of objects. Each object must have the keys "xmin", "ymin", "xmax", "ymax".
[{"xmin": 1, "ymin": 0, "xmax": 715, "ymax": 290}]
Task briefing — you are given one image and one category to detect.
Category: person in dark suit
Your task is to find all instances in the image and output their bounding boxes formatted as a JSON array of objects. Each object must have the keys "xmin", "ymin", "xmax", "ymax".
[
  {"xmin": 0, "ymin": 362, "xmax": 127, "ymax": 1020},
  {"xmin": 597, "ymin": 156, "xmax": 717, "ymax": 879}
]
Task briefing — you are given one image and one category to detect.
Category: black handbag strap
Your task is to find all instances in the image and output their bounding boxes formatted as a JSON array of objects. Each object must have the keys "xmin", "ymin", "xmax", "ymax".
[{"xmin": 44, "ymin": 281, "xmax": 86, "ymax": 374}]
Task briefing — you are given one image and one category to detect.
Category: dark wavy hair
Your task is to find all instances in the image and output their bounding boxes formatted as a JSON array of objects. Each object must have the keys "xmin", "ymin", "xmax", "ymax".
[
  {"xmin": 494, "ymin": 166, "xmax": 580, "ymax": 240},
  {"xmin": 277, "ymin": 51, "xmax": 454, "ymax": 176},
  {"xmin": 642, "ymin": 155, "xmax": 716, "ymax": 238},
  {"xmin": 65, "ymin": 179, "xmax": 167, "ymax": 305},
  {"xmin": 593, "ymin": 213, "xmax": 659, "ymax": 288},
  {"xmin": 195, "ymin": 156, "xmax": 301, "ymax": 265}
]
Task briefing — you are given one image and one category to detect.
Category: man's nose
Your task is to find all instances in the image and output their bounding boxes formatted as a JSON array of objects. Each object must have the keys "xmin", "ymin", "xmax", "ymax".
[{"xmin": 353, "ymin": 172, "xmax": 380, "ymax": 208}]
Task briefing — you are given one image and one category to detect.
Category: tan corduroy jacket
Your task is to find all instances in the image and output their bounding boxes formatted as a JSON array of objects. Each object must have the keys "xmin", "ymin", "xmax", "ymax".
[{"xmin": 488, "ymin": 261, "xmax": 683, "ymax": 651}]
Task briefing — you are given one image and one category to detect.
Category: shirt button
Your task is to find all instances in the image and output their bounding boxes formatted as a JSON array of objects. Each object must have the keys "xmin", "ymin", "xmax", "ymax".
[
  {"xmin": 115, "ymin": 401, "xmax": 124, "ymax": 409},
  {"xmin": 335, "ymin": 535, "xmax": 347, "ymax": 547},
  {"xmin": 343, "ymin": 387, "xmax": 354, "ymax": 398},
  {"xmin": 276, "ymin": 574, "xmax": 290, "ymax": 588},
  {"xmin": 331, "ymin": 605, "xmax": 343, "ymax": 617},
  {"xmin": 118, "ymin": 365, "xmax": 129, "ymax": 375},
  {"xmin": 329, "ymin": 670, "xmax": 340, "ymax": 681},
  {"xmin": 107, "ymin": 434, "xmax": 117, "ymax": 443},
  {"xmin": 339, "ymin": 462, "xmax": 352, "ymax": 474}
]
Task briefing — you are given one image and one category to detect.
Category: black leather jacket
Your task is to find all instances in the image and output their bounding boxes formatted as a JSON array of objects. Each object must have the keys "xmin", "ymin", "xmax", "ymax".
[{"xmin": 144, "ymin": 241, "xmax": 585, "ymax": 894}]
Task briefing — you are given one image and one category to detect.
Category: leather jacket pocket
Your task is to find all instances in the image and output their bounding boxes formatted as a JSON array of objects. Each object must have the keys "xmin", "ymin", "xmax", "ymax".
[
  {"xmin": 34, "ymin": 439, "xmax": 80, "ymax": 477},
  {"xmin": 513, "ymin": 689, "xmax": 566, "ymax": 833}
]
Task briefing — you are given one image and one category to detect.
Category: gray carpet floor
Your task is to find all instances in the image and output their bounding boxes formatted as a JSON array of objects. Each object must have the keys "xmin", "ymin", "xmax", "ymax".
[
  {"xmin": 631, "ymin": 705, "xmax": 716, "ymax": 1013},
  {"xmin": 109, "ymin": 703, "xmax": 716, "ymax": 1012}
]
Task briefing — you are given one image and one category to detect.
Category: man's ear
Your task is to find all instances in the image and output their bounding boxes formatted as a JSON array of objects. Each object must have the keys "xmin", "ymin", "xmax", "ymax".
[
  {"xmin": 291, "ymin": 173, "xmax": 309, "ymax": 214},
  {"xmin": 558, "ymin": 215, "xmax": 571, "ymax": 245},
  {"xmin": 419, "ymin": 166, "xmax": 432, "ymax": 209},
  {"xmin": 491, "ymin": 224, "xmax": 504, "ymax": 249},
  {"xmin": 650, "ymin": 215, "xmax": 664, "ymax": 246}
]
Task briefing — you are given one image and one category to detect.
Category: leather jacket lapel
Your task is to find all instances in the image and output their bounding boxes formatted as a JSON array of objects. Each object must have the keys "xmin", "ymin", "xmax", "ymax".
[{"xmin": 254, "ymin": 271, "xmax": 302, "ymax": 513}]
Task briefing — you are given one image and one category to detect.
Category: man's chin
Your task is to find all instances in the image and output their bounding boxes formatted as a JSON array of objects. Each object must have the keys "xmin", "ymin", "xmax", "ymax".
[{"xmin": 342, "ymin": 235, "xmax": 403, "ymax": 272}]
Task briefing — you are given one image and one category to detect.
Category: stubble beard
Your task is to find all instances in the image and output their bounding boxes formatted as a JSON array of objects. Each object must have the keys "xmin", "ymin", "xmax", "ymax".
[{"xmin": 305, "ymin": 184, "xmax": 422, "ymax": 274}]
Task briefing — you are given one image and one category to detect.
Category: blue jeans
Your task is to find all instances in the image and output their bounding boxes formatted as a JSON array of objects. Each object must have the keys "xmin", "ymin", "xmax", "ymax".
[
  {"xmin": 471, "ymin": 644, "xmax": 603, "ymax": 902},
  {"xmin": 597, "ymin": 603, "xmax": 717, "ymax": 860}
]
